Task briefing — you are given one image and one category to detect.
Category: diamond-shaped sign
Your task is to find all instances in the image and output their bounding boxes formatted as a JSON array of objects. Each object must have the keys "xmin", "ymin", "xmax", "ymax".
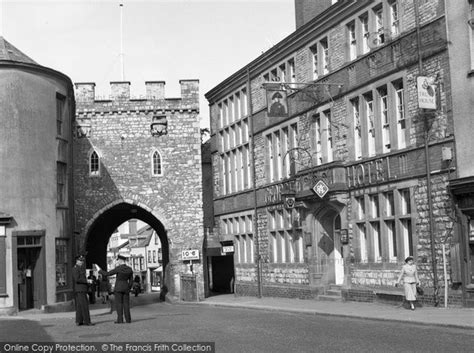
[
  {"xmin": 318, "ymin": 233, "xmax": 334, "ymax": 256},
  {"xmin": 312, "ymin": 180, "xmax": 329, "ymax": 198}
]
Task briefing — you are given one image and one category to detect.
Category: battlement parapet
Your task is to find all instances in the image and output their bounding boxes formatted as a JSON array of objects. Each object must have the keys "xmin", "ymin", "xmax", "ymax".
[{"xmin": 74, "ymin": 80, "xmax": 199, "ymax": 108}]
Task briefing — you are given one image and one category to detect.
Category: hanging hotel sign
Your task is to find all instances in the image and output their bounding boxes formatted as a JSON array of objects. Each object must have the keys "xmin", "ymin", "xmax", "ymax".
[
  {"xmin": 312, "ymin": 180, "xmax": 329, "ymax": 199},
  {"xmin": 417, "ymin": 76, "xmax": 437, "ymax": 110},
  {"xmin": 266, "ymin": 87, "xmax": 289, "ymax": 118}
]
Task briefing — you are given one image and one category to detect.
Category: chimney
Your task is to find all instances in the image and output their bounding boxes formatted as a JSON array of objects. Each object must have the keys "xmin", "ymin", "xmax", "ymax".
[
  {"xmin": 110, "ymin": 81, "xmax": 131, "ymax": 100},
  {"xmin": 179, "ymin": 79, "xmax": 199, "ymax": 102},
  {"xmin": 295, "ymin": 0, "xmax": 334, "ymax": 29},
  {"xmin": 74, "ymin": 82, "xmax": 95, "ymax": 102},
  {"xmin": 145, "ymin": 81, "xmax": 165, "ymax": 100}
]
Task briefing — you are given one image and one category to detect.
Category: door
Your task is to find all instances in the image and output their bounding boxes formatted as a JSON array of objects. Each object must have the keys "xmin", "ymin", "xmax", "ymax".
[
  {"xmin": 17, "ymin": 247, "xmax": 41, "ymax": 310},
  {"xmin": 313, "ymin": 209, "xmax": 344, "ymax": 285}
]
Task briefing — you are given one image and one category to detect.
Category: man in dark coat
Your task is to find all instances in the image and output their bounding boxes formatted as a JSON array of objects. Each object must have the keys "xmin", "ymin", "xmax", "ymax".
[
  {"xmin": 72, "ymin": 255, "xmax": 94, "ymax": 326},
  {"xmin": 97, "ymin": 255, "xmax": 133, "ymax": 324}
]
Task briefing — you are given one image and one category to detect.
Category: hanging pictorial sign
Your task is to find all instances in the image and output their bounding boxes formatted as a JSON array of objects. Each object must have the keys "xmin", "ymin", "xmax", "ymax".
[
  {"xmin": 266, "ymin": 88, "xmax": 289, "ymax": 118},
  {"xmin": 417, "ymin": 76, "xmax": 437, "ymax": 110},
  {"xmin": 182, "ymin": 249, "xmax": 200, "ymax": 261}
]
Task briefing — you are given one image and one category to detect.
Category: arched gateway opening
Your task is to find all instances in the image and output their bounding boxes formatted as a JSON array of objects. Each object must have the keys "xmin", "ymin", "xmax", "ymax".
[{"xmin": 82, "ymin": 202, "xmax": 169, "ymax": 284}]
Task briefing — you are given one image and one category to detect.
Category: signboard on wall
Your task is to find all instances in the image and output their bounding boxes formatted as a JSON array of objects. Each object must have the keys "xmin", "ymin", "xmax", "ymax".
[
  {"xmin": 417, "ymin": 76, "xmax": 437, "ymax": 110},
  {"xmin": 182, "ymin": 249, "xmax": 200, "ymax": 261}
]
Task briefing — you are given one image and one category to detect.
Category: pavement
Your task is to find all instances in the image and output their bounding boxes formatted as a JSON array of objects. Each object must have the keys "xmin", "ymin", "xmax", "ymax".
[{"xmin": 6, "ymin": 293, "xmax": 474, "ymax": 330}]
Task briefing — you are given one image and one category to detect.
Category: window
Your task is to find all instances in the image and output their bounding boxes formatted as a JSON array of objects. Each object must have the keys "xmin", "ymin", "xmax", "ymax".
[
  {"xmin": 360, "ymin": 13, "xmax": 370, "ymax": 54},
  {"xmin": 389, "ymin": 0, "xmax": 400, "ymax": 37},
  {"xmin": 348, "ymin": 21, "xmax": 357, "ymax": 60},
  {"xmin": 351, "ymin": 98, "xmax": 362, "ymax": 160},
  {"xmin": 351, "ymin": 76, "xmax": 407, "ymax": 159},
  {"xmin": 378, "ymin": 85, "xmax": 390, "ymax": 153},
  {"xmin": 347, "ymin": 2, "xmax": 402, "ymax": 59},
  {"xmin": 321, "ymin": 38, "xmax": 329, "ymax": 75},
  {"xmin": 218, "ymin": 87, "xmax": 251, "ymax": 195},
  {"xmin": 288, "ymin": 59, "xmax": 296, "ymax": 83},
  {"xmin": 55, "ymin": 239, "xmax": 68, "ymax": 288},
  {"xmin": 152, "ymin": 150, "xmax": 162, "ymax": 176},
  {"xmin": 310, "ymin": 43, "xmax": 319, "ymax": 80},
  {"xmin": 266, "ymin": 121, "xmax": 298, "ymax": 183},
  {"xmin": 374, "ymin": 6, "xmax": 385, "ymax": 45},
  {"xmin": 310, "ymin": 37, "xmax": 329, "ymax": 79},
  {"xmin": 89, "ymin": 150, "xmax": 100, "ymax": 176},
  {"xmin": 57, "ymin": 162, "xmax": 67, "ymax": 205},
  {"xmin": 313, "ymin": 109, "xmax": 333, "ymax": 165},
  {"xmin": 353, "ymin": 186, "xmax": 415, "ymax": 263},
  {"xmin": 264, "ymin": 57, "xmax": 297, "ymax": 84},
  {"xmin": 394, "ymin": 80, "xmax": 406, "ymax": 149},
  {"xmin": 223, "ymin": 214, "xmax": 254, "ymax": 264},
  {"xmin": 268, "ymin": 208, "xmax": 303, "ymax": 263},
  {"xmin": 56, "ymin": 94, "xmax": 66, "ymax": 137},
  {"xmin": 148, "ymin": 250, "xmax": 152, "ymax": 263}
]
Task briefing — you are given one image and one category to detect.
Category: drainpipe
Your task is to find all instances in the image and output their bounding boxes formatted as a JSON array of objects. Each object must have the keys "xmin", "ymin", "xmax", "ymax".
[
  {"xmin": 246, "ymin": 67, "xmax": 262, "ymax": 298},
  {"xmin": 414, "ymin": 0, "xmax": 439, "ymax": 305}
]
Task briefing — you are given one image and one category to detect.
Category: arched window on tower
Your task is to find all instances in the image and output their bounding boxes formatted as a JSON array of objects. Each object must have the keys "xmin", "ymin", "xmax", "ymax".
[
  {"xmin": 89, "ymin": 150, "xmax": 100, "ymax": 176},
  {"xmin": 152, "ymin": 150, "xmax": 162, "ymax": 176}
]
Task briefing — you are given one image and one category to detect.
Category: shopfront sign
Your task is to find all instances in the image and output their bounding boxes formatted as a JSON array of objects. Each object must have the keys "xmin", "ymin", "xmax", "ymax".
[
  {"xmin": 221, "ymin": 245, "xmax": 235, "ymax": 254},
  {"xmin": 346, "ymin": 157, "xmax": 390, "ymax": 188}
]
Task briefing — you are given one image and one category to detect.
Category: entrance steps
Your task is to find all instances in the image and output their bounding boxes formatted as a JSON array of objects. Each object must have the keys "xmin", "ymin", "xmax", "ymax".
[{"xmin": 318, "ymin": 285, "xmax": 343, "ymax": 302}]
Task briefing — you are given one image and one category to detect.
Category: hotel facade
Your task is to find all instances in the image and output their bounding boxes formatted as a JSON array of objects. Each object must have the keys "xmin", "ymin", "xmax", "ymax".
[{"xmin": 206, "ymin": 0, "xmax": 474, "ymax": 306}]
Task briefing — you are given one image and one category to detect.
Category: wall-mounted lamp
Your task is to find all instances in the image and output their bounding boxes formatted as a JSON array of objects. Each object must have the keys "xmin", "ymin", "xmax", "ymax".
[{"xmin": 150, "ymin": 115, "xmax": 168, "ymax": 137}]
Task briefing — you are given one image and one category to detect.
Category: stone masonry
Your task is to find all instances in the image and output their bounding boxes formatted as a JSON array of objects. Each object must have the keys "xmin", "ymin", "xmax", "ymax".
[{"xmin": 73, "ymin": 80, "xmax": 204, "ymax": 299}]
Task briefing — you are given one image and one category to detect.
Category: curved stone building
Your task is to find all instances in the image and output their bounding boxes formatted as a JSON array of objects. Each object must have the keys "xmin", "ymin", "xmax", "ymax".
[{"xmin": 0, "ymin": 37, "xmax": 75, "ymax": 313}]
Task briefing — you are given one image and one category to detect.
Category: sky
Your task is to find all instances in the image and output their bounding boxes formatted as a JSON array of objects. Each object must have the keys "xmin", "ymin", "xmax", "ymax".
[{"xmin": 0, "ymin": 0, "xmax": 296, "ymax": 128}]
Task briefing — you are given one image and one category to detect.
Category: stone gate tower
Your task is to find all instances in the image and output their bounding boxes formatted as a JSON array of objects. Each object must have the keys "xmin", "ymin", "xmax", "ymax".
[{"xmin": 73, "ymin": 80, "xmax": 203, "ymax": 299}]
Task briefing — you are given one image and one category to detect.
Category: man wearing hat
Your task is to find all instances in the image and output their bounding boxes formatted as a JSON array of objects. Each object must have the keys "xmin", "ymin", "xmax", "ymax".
[
  {"xmin": 72, "ymin": 255, "xmax": 94, "ymax": 326},
  {"xmin": 269, "ymin": 91, "xmax": 287, "ymax": 117},
  {"xmin": 96, "ymin": 254, "xmax": 133, "ymax": 324}
]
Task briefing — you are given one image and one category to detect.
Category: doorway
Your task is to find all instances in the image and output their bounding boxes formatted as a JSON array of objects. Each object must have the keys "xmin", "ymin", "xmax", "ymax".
[
  {"xmin": 209, "ymin": 255, "xmax": 234, "ymax": 294},
  {"xmin": 17, "ymin": 247, "xmax": 41, "ymax": 310},
  {"xmin": 312, "ymin": 209, "xmax": 344, "ymax": 285}
]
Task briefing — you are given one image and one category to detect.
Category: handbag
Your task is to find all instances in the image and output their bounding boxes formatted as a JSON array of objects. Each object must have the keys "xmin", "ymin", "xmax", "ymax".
[{"xmin": 416, "ymin": 284, "xmax": 424, "ymax": 296}]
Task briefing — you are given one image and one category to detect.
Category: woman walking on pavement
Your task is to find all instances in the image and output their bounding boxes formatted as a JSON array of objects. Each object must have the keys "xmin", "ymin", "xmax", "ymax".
[{"xmin": 396, "ymin": 256, "xmax": 420, "ymax": 310}]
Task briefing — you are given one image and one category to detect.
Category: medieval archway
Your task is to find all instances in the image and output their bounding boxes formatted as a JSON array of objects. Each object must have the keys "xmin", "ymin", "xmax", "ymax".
[{"xmin": 81, "ymin": 202, "xmax": 169, "ymax": 294}]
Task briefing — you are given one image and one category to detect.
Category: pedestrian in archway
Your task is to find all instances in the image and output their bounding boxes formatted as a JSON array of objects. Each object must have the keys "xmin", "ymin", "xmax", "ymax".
[
  {"xmin": 72, "ymin": 255, "xmax": 94, "ymax": 326},
  {"xmin": 396, "ymin": 256, "xmax": 420, "ymax": 310},
  {"xmin": 96, "ymin": 255, "xmax": 133, "ymax": 323},
  {"xmin": 132, "ymin": 275, "xmax": 141, "ymax": 297}
]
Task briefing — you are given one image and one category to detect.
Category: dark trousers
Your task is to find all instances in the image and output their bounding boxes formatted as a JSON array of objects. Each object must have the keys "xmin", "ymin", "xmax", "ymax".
[
  {"xmin": 114, "ymin": 291, "xmax": 131, "ymax": 323},
  {"xmin": 75, "ymin": 292, "xmax": 91, "ymax": 324}
]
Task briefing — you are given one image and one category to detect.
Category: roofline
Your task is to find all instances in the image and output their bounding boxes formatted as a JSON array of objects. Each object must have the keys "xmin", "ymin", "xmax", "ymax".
[
  {"xmin": 204, "ymin": 0, "xmax": 370, "ymax": 103},
  {"xmin": 0, "ymin": 60, "xmax": 75, "ymax": 92}
]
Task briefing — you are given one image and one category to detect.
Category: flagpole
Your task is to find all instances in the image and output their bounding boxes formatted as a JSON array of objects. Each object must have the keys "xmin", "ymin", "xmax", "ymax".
[{"xmin": 120, "ymin": 2, "xmax": 124, "ymax": 81}]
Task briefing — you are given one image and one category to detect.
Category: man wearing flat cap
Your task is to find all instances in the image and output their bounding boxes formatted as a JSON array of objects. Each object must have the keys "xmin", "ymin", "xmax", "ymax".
[
  {"xmin": 72, "ymin": 255, "xmax": 94, "ymax": 326},
  {"xmin": 96, "ymin": 255, "xmax": 133, "ymax": 324}
]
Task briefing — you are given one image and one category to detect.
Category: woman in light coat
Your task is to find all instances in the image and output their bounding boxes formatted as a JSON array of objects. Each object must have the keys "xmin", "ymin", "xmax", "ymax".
[{"xmin": 396, "ymin": 256, "xmax": 420, "ymax": 310}]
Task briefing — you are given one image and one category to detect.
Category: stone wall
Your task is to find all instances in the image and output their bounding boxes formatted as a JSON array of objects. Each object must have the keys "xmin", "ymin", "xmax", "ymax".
[{"xmin": 73, "ymin": 80, "xmax": 204, "ymax": 298}]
